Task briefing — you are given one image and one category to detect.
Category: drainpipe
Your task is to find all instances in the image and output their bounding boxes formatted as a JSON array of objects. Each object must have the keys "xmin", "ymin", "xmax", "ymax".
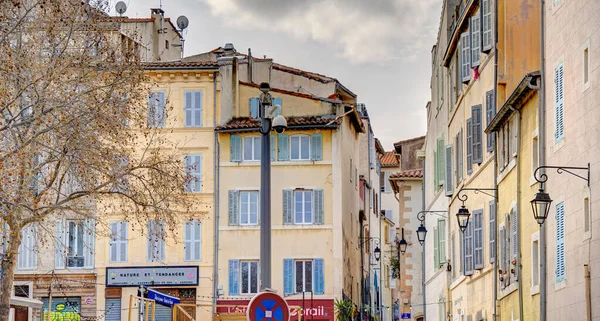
[
  {"xmin": 539, "ymin": 1, "xmax": 548, "ymax": 321},
  {"xmin": 421, "ymin": 158, "xmax": 426, "ymax": 321},
  {"xmin": 493, "ymin": 0, "xmax": 499, "ymax": 319},
  {"xmin": 509, "ymin": 105, "xmax": 524, "ymax": 321},
  {"xmin": 212, "ymin": 71, "xmax": 220, "ymax": 315}
]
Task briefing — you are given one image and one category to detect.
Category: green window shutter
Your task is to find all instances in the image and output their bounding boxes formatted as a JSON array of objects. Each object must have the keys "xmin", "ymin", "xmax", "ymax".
[
  {"xmin": 230, "ymin": 135, "xmax": 242, "ymax": 162},
  {"xmin": 438, "ymin": 219, "xmax": 446, "ymax": 264},
  {"xmin": 283, "ymin": 190, "xmax": 293, "ymax": 224},
  {"xmin": 228, "ymin": 190, "xmax": 239, "ymax": 226},
  {"xmin": 250, "ymin": 98, "xmax": 260, "ymax": 119},
  {"xmin": 434, "ymin": 227, "xmax": 440, "ymax": 269},
  {"xmin": 434, "ymin": 150, "xmax": 438, "ymax": 188},
  {"xmin": 472, "ymin": 105, "xmax": 483, "ymax": 163},
  {"xmin": 314, "ymin": 189, "xmax": 324, "ymax": 224},
  {"xmin": 278, "ymin": 134, "xmax": 289, "ymax": 161},
  {"xmin": 310, "ymin": 133, "xmax": 323, "ymax": 161}
]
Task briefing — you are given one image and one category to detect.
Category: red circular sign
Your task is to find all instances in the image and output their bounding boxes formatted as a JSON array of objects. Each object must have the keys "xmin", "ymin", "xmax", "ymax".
[{"xmin": 247, "ymin": 292, "xmax": 290, "ymax": 321}]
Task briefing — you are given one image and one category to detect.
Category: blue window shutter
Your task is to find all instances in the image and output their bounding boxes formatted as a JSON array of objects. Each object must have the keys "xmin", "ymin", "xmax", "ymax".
[
  {"xmin": 284, "ymin": 258, "xmax": 294, "ymax": 295},
  {"xmin": 228, "ymin": 190, "xmax": 239, "ymax": 226},
  {"xmin": 313, "ymin": 258, "xmax": 325, "ymax": 294},
  {"xmin": 185, "ymin": 91, "xmax": 193, "ymax": 127},
  {"xmin": 310, "ymin": 133, "xmax": 323, "ymax": 161},
  {"xmin": 158, "ymin": 91, "xmax": 166, "ymax": 128},
  {"xmin": 556, "ymin": 202, "xmax": 565, "ymax": 282},
  {"xmin": 147, "ymin": 92, "xmax": 154, "ymax": 127},
  {"xmin": 314, "ymin": 189, "xmax": 324, "ymax": 224},
  {"xmin": 271, "ymin": 134, "xmax": 276, "ymax": 161},
  {"xmin": 250, "ymin": 98, "xmax": 260, "ymax": 119},
  {"xmin": 278, "ymin": 134, "xmax": 289, "ymax": 161},
  {"xmin": 466, "ymin": 118, "xmax": 473, "ymax": 175},
  {"xmin": 193, "ymin": 91, "xmax": 202, "ymax": 127},
  {"xmin": 147, "ymin": 92, "xmax": 165, "ymax": 128},
  {"xmin": 229, "ymin": 259, "xmax": 240, "ymax": 295},
  {"xmin": 230, "ymin": 135, "xmax": 242, "ymax": 162},
  {"xmin": 555, "ymin": 64, "xmax": 564, "ymax": 142},
  {"xmin": 283, "ymin": 190, "xmax": 293, "ymax": 224},
  {"xmin": 272, "ymin": 98, "xmax": 283, "ymax": 116}
]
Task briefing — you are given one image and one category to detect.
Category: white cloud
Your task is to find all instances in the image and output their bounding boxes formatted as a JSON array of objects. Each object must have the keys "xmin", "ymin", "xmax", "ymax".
[{"xmin": 201, "ymin": 0, "xmax": 440, "ymax": 64}]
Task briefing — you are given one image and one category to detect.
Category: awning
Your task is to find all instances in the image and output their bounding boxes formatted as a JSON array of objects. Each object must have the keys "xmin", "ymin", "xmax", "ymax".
[{"xmin": 10, "ymin": 296, "xmax": 43, "ymax": 309}]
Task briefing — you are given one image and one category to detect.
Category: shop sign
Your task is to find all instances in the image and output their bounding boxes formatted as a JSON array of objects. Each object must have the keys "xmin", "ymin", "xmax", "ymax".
[
  {"xmin": 216, "ymin": 299, "xmax": 333, "ymax": 321},
  {"xmin": 147, "ymin": 289, "xmax": 181, "ymax": 307},
  {"xmin": 106, "ymin": 266, "xmax": 199, "ymax": 287}
]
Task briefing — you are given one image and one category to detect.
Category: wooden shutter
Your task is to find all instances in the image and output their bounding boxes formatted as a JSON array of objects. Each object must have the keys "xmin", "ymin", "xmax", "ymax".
[
  {"xmin": 555, "ymin": 64, "xmax": 564, "ymax": 142},
  {"xmin": 55, "ymin": 220, "xmax": 66, "ymax": 269},
  {"xmin": 314, "ymin": 189, "xmax": 324, "ymax": 224},
  {"xmin": 510, "ymin": 209, "xmax": 518, "ymax": 280},
  {"xmin": 438, "ymin": 219, "xmax": 446, "ymax": 264},
  {"xmin": 434, "ymin": 227, "xmax": 439, "ymax": 269},
  {"xmin": 437, "ymin": 137, "xmax": 445, "ymax": 186},
  {"xmin": 184, "ymin": 221, "xmax": 202, "ymax": 261},
  {"xmin": 249, "ymin": 97, "xmax": 260, "ymax": 119},
  {"xmin": 470, "ymin": 14, "xmax": 481, "ymax": 67},
  {"xmin": 555, "ymin": 202, "xmax": 565, "ymax": 282},
  {"xmin": 472, "ymin": 105, "xmax": 483, "ymax": 163},
  {"xmin": 499, "ymin": 226, "xmax": 505, "ymax": 276},
  {"xmin": 445, "ymin": 145, "xmax": 453, "ymax": 196},
  {"xmin": 486, "ymin": 90, "xmax": 496, "ymax": 152},
  {"xmin": 228, "ymin": 190, "xmax": 239, "ymax": 226},
  {"xmin": 482, "ymin": 0, "xmax": 493, "ymax": 51},
  {"xmin": 184, "ymin": 155, "xmax": 202, "ymax": 193},
  {"xmin": 313, "ymin": 258, "xmax": 325, "ymax": 294},
  {"xmin": 283, "ymin": 259, "xmax": 294, "ymax": 295},
  {"xmin": 456, "ymin": 129, "xmax": 463, "ymax": 183},
  {"xmin": 489, "ymin": 201, "xmax": 496, "ymax": 263},
  {"xmin": 474, "ymin": 210, "xmax": 484, "ymax": 269},
  {"xmin": 229, "ymin": 259, "xmax": 240, "ymax": 295},
  {"xmin": 230, "ymin": 135, "xmax": 242, "ymax": 162},
  {"xmin": 310, "ymin": 133, "xmax": 323, "ymax": 161},
  {"xmin": 465, "ymin": 222, "xmax": 474, "ymax": 276},
  {"xmin": 278, "ymin": 134, "xmax": 289, "ymax": 161},
  {"xmin": 18, "ymin": 224, "xmax": 37, "ymax": 270},
  {"xmin": 466, "ymin": 118, "xmax": 473, "ymax": 175},
  {"xmin": 283, "ymin": 190, "xmax": 294, "ymax": 224},
  {"xmin": 82, "ymin": 219, "xmax": 95, "ymax": 268},
  {"xmin": 148, "ymin": 91, "xmax": 166, "ymax": 128},
  {"xmin": 461, "ymin": 32, "xmax": 471, "ymax": 83}
]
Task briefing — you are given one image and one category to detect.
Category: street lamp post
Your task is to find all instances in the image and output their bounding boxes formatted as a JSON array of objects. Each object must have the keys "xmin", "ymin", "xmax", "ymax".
[
  {"xmin": 455, "ymin": 188, "xmax": 498, "ymax": 232},
  {"xmin": 258, "ymin": 82, "xmax": 287, "ymax": 290}
]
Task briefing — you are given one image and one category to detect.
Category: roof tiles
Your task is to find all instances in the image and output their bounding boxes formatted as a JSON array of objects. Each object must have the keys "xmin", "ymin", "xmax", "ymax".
[
  {"xmin": 390, "ymin": 168, "xmax": 423, "ymax": 179},
  {"xmin": 216, "ymin": 116, "xmax": 340, "ymax": 132},
  {"xmin": 380, "ymin": 152, "xmax": 400, "ymax": 167}
]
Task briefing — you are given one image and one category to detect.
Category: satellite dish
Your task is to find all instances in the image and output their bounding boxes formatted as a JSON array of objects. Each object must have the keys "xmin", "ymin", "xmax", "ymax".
[
  {"xmin": 176, "ymin": 15, "xmax": 189, "ymax": 31},
  {"xmin": 115, "ymin": 1, "xmax": 127, "ymax": 16}
]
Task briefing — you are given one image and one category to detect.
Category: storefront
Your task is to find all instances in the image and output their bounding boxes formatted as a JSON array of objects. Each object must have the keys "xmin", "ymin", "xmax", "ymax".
[
  {"xmin": 104, "ymin": 266, "xmax": 199, "ymax": 321},
  {"xmin": 215, "ymin": 298, "xmax": 334, "ymax": 321},
  {"xmin": 15, "ymin": 273, "xmax": 97, "ymax": 321}
]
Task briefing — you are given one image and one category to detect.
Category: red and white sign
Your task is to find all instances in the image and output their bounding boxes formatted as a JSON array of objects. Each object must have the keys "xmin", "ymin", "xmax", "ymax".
[{"xmin": 217, "ymin": 298, "xmax": 334, "ymax": 321}]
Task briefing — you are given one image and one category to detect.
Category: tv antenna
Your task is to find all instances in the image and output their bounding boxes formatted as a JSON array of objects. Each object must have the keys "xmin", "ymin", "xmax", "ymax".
[{"xmin": 115, "ymin": 1, "xmax": 127, "ymax": 16}]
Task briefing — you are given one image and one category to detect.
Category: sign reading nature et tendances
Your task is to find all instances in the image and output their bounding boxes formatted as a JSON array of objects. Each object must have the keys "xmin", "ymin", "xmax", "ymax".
[{"xmin": 106, "ymin": 266, "xmax": 199, "ymax": 287}]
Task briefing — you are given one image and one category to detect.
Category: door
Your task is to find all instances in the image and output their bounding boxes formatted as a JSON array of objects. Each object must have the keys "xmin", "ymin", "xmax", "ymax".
[
  {"xmin": 105, "ymin": 298, "xmax": 121, "ymax": 321},
  {"xmin": 14, "ymin": 307, "xmax": 28, "ymax": 321}
]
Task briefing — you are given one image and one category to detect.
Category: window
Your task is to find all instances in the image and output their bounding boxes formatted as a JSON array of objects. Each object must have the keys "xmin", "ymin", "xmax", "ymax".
[
  {"xmin": 556, "ymin": 202, "xmax": 565, "ymax": 282},
  {"xmin": 461, "ymin": 31, "xmax": 471, "ymax": 83},
  {"xmin": 110, "ymin": 156, "xmax": 129, "ymax": 193},
  {"xmin": 184, "ymin": 91, "xmax": 203, "ymax": 127},
  {"xmin": 147, "ymin": 220, "xmax": 165, "ymax": 262},
  {"xmin": 184, "ymin": 220, "xmax": 202, "ymax": 261},
  {"xmin": 445, "ymin": 144, "xmax": 453, "ymax": 196},
  {"xmin": 473, "ymin": 209, "xmax": 484, "ymax": 269},
  {"xmin": 184, "ymin": 154, "xmax": 202, "ymax": 193},
  {"xmin": 290, "ymin": 135, "xmax": 310, "ymax": 160},
  {"xmin": 17, "ymin": 224, "xmax": 37, "ymax": 270},
  {"xmin": 472, "ymin": 105, "xmax": 483, "ymax": 163},
  {"xmin": 67, "ymin": 221, "xmax": 85, "ymax": 268},
  {"xmin": 470, "ymin": 12, "xmax": 481, "ymax": 67},
  {"xmin": 294, "ymin": 190, "xmax": 313, "ymax": 224},
  {"xmin": 109, "ymin": 222, "xmax": 128, "ymax": 263},
  {"xmin": 241, "ymin": 261, "xmax": 259, "ymax": 294},
  {"xmin": 148, "ymin": 91, "xmax": 166, "ymax": 128},
  {"xmin": 463, "ymin": 220, "xmax": 474, "ymax": 276},
  {"xmin": 555, "ymin": 63, "xmax": 564, "ymax": 142},
  {"xmin": 249, "ymin": 98, "xmax": 260, "ymax": 119},
  {"xmin": 165, "ymin": 40, "xmax": 169, "ymax": 49},
  {"xmin": 243, "ymin": 137, "xmax": 261, "ymax": 161},
  {"xmin": 14, "ymin": 285, "xmax": 30, "ymax": 298},
  {"xmin": 434, "ymin": 219, "xmax": 446, "ymax": 269},
  {"xmin": 240, "ymin": 191, "xmax": 259, "ymax": 225},
  {"xmin": 455, "ymin": 129, "xmax": 463, "ymax": 185},
  {"xmin": 584, "ymin": 47, "xmax": 589, "ymax": 85},
  {"xmin": 532, "ymin": 135, "xmax": 539, "ymax": 176},
  {"xmin": 482, "ymin": 0, "xmax": 493, "ymax": 51},
  {"xmin": 531, "ymin": 232, "xmax": 540, "ymax": 289},
  {"xmin": 486, "ymin": 90, "xmax": 496, "ymax": 152},
  {"xmin": 435, "ymin": 137, "xmax": 445, "ymax": 188},
  {"xmin": 380, "ymin": 171, "xmax": 385, "ymax": 192},
  {"xmin": 55, "ymin": 220, "xmax": 94, "ymax": 269},
  {"xmin": 295, "ymin": 260, "xmax": 313, "ymax": 293}
]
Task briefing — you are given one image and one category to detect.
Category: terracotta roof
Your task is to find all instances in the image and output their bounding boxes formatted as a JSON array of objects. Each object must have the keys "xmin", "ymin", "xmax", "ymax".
[
  {"xmin": 393, "ymin": 135, "xmax": 426, "ymax": 146},
  {"xmin": 143, "ymin": 61, "xmax": 219, "ymax": 69},
  {"xmin": 390, "ymin": 168, "xmax": 423, "ymax": 179},
  {"xmin": 101, "ymin": 17, "xmax": 155, "ymax": 23},
  {"xmin": 272, "ymin": 63, "xmax": 335, "ymax": 84},
  {"xmin": 239, "ymin": 82, "xmax": 320, "ymax": 101},
  {"xmin": 380, "ymin": 152, "xmax": 399, "ymax": 167},
  {"xmin": 215, "ymin": 116, "xmax": 341, "ymax": 132}
]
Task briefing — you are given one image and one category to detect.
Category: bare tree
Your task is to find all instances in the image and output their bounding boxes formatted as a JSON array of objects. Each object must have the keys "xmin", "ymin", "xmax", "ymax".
[{"xmin": 0, "ymin": 1, "xmax": 195, "ymax": 318}]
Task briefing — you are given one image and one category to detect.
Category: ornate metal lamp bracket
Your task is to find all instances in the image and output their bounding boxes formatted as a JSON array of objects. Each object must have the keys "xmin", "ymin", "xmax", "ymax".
[
  {"xmin": 417, "ymin": 210, "xmax": 448, "ymax": 222},
  {"xmin": 533, "ymin": 163, "xmax": 590, "ymax": 189},
  {"xmin": 457, "ymin": 187, "xmax": 498, "ymax": 205}
]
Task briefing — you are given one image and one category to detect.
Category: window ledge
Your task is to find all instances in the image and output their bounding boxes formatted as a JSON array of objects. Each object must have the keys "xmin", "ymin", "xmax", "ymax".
[
  {"xmin": 498, "ymin": 282, "xmax": 518, "ymax": 300},
  {"xmin": 497, "ymin": 157, "xmax": 517, "ymax": 184},
  {"xmin": 450, "ymin": 275, "xmax": 466, "ymax": 290},
  {"xmin": 530, "ymin": 284, "xmax": 540, "ymax": 296},
  {"xmin": 222, "ymin": 161, "xmax": 332, "ymax": 167},
  {"xmin": 555, "ymin": 279, "xmax": 567, "ymax": 291},
  {"xmin": 553, "ymin": 137, "xmax": 566, "ymax": 153}
]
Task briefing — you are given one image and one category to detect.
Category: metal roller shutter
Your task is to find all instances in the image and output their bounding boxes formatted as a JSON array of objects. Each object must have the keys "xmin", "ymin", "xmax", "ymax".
[
  {"xmin": 153, "ymin": 303, "xmax": 172, "ymax": 321},
  {"xmin": 105, "ymin": 298, "xmax": 121, "ymax": 321}
]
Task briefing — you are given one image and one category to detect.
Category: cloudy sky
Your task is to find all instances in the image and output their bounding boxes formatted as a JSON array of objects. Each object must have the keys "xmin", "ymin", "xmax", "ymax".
[{"xmin": 117, "ymin": 0, "xmax": 441, "ymax": 149}]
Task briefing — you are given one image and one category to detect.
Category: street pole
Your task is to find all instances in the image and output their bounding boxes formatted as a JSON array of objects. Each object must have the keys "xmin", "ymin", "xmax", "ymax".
[{"xmin": 260, "ymin": 90, "xmax": 272, "ymax": 290}]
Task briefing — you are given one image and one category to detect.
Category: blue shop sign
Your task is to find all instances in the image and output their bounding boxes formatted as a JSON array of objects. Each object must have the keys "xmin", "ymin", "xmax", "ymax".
[
  {"xmin": 400, "ymin": 313, "xmax": 411, "ymax": 319},
  {"xmin": 147, "ymin": 289, "xmax": 180, "ymax": 307}
]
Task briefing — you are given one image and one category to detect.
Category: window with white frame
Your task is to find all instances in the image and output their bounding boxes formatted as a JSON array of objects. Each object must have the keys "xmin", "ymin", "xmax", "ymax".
[
  {"xmin": 531, "ymin": 232, "xmax": 540, "ymax": 289},
  {"xmin": 243, "ymin": 137, "xmax": 261, "ymax": 161},
  {"xmin": 294, "ymin": 190, "xmax": 313, "ymax": 224},
  {"xmin": 184, "ymin": 220, "xmax": 202, "ymax": 261},
  {"xmin": 17, "ymin": 224, "xmax": 37, "ymax": 270},
  {"xmin": 109, "ymin": 222, "xmax": 128, "ymax": 263},
  {"xmin": 290, "ymin": 135, "xmax": 310, "ymax": 160},
  {"xmin": 241, "ymin": 261, "xmax": 259, "ymax": 294},
  {"xmin": 240, "ymin": 191, "xmax": 259, "ymax": 225},
  {"xmin": 67, "ymin": 221, "xmax": 85, "ymax": 268},
  {"xmin": 295, "ymin": 260, "xmax": 313, "ymax": 293},
  {"xmin": 147, "ymin": 220, "xmax": 165, "ymax": 262}
]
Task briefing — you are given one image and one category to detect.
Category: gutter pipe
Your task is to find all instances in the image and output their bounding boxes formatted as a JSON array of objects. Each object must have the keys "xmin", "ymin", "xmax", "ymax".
[
  {"xmin": 493, "ymin": 0, "xmax": 499, "ymax": 318},
  {"xmin": 212, "ymin": 71, "xmax": 220, "ymax": 315},
  {"xmin": 539, "ymin": 1, "xmax": 548, "ymax": 321}
]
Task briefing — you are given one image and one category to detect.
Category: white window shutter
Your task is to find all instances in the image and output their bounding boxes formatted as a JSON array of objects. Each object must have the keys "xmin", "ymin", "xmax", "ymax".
[
  {"xmin": 388, "ymin": 226, "xmax": 395, "ymax": 244},
  {"xmin": 470, "ymin": 13, "xmax": 481, "ymax": 67},
  {"xmin": 55, "ymin": 220, "xmax": 66, "ymax": 269},
  {"xmin": 83, "ymin": 219, "xmax": 95, "ymax": 268},
  {"xmin": 556, "ymin": 202, "xmax": 565, "ymax": 282},
  {"xmin": 461, "ymin": 32, "xmax": 471, "ymax": 83},
  {"xmin": 445, "ymin": 145, "xmax": 453, "ymax": 196},
  {"xmin": 482, "ymin": 0, "xmax": 493, "ymax": 51}
]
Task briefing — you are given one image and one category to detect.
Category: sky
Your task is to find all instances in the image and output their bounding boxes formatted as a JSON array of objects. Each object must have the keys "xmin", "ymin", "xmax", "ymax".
[{"xmin": 114, "ymin": 0, "xmax": 441, "ymax": 150}]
